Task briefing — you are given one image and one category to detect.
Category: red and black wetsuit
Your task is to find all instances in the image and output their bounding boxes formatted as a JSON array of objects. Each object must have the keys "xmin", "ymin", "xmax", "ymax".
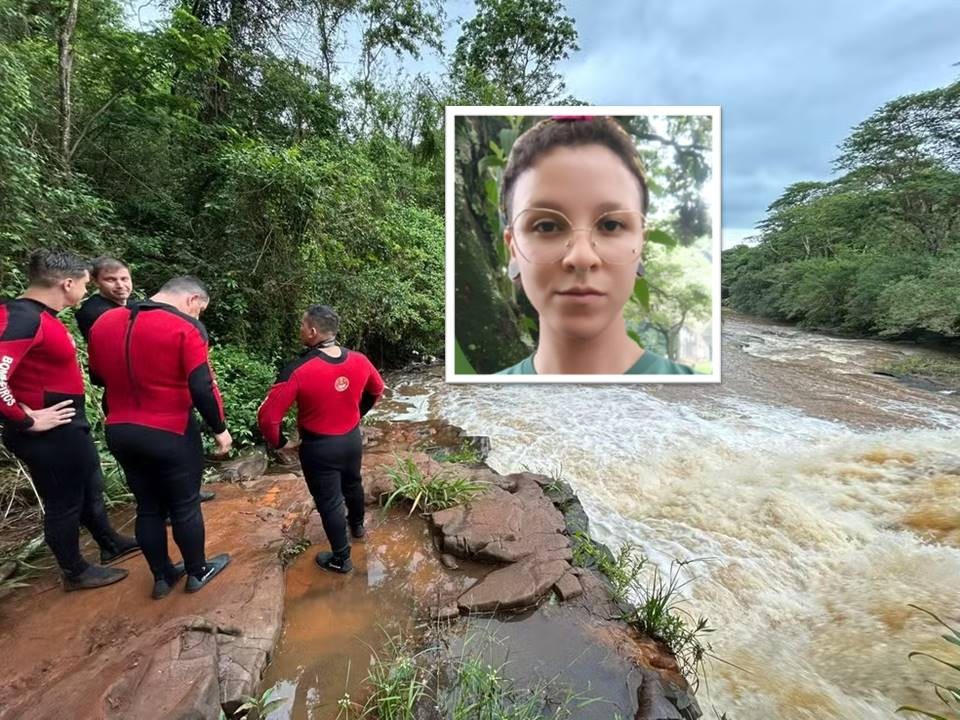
[
  {"xmin": 258, "ymin": 346, "xmax": 384, "ymax": 554},
  {"xmin": 88, "ymin": 300, "xmax": 226, "ymax": 579},
  {"xmin": 76, "ymin": 294, "xmax": 122, "ymax": 343},
  {"xmin": 0, "ymin": 298, "xmax": 127, "ymax": 576}
]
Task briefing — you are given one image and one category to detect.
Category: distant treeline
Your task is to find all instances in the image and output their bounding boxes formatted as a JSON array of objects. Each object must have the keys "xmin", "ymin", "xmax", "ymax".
[{"xmin": 722, "ymin": 79, "xmax": 960, "ymax": 343}]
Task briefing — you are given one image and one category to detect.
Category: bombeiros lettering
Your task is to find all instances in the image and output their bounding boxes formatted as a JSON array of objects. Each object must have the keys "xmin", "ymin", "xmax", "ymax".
[{"xmin": 0, "ymin": 354, "xmax": 15, "ymax": 406}]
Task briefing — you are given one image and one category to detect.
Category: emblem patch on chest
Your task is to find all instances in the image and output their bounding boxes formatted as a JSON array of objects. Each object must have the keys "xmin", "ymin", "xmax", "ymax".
[{"xmin": 335, "ymin": 376, "xmax": 349, "ymax": 392}]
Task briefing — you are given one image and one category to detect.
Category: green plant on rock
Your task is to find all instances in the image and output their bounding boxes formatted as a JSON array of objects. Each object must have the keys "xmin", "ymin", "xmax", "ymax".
[
  {"xmin": 435, "ymin": 443, "xmax": 482, "ymax": 465},
  {"xmin": 620, "ymin": 559, "xmax": 715, "ymax": 687},
  {"xmin": 278, "ymin": 537, "xmax": 311, "ymax": 565},
  {"xmin": 897, "ymin": 604, "xmax": 960, "ymax": 719},
  {"xmin": 359, "ymin": 635, "xmax": 429, "ymax": 720},
  {"xmin": 382, "ymin": 457, "xmax": 486, "ymax": 515},
  {"xmin": 571, "ymin": 532, "xmax": 646, "ymax": 605},
  {"xmin": 219, "ymin": 686, "xmax": 285, "ymax": 719}
]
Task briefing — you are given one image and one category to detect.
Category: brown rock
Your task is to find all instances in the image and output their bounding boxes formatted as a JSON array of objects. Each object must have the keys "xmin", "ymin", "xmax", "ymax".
[
  {"xmin": 553, "ymin": 572, "xmax": 583, "ymax": 601},
  {"xmin": 217, "ymin": 449, "xmax": 269, "ymax": 482},
  {"xmin": 431, "ymin": 483, "xmax": 569, "ymax": 563},
  {"xmin": 440, "ymin": 553, "xmax": 460, "ymax": 570},
  {"xmin": 0, "ymin": 479, "xmax": 306, "ymax": 719},
  {"xmin": 457, "ymin": 556, "xmax": 570, "ymax": 612}
]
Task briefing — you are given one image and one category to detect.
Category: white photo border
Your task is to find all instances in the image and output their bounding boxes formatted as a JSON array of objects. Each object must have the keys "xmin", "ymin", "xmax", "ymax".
[{"xmin": 445, "ymin": 105, "xmax": 722, "ymax": 384}]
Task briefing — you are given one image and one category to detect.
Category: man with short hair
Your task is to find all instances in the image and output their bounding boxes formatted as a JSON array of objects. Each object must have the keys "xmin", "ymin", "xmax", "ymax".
[
  {"xmin": 75, "ymin": 256, "xmax": 133, "ymax": 342},
  {"xmin": 76, "ymin": 258, "xmax": 216, "ymax": 503},
  {"xmin": 0, "ymin": 249, "xmax": 138, "ymax": 591},
  {"xmin": 258, "ymin": 305, "xmax": 385, "ymax": 574},
  {"xmin": 89, "ymin": 276, "xmax": 232, "ymax": 597}
]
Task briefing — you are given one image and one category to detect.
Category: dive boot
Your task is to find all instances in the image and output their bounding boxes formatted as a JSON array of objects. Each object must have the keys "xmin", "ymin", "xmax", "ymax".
[
  {"xmin": 349, "ymin": 522, "xmax": 366, "ymax": 540},
  {"xmin": 152, "ymin": 562, "xmax": 186, "ymax": 600},
  {"xmin": 64, "ymin": 564, "xmax": 129, "ymax": 591},
  {"xmin": 184, "ymin": 553, "xmax": 231, "ymax": 593},
  {"xmin": 100, "ymin": 535, "xmax": 141, "ymax": 564},
  {"xmin": 315, "ymin": 549, "xmax": 353, "ymax": 574}
]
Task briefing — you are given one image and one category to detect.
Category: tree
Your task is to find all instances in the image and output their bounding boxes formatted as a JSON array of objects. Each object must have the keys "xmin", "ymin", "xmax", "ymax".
[{"xmin": 452, "ymin": 0, "xmax": 578, "ymax": 104}]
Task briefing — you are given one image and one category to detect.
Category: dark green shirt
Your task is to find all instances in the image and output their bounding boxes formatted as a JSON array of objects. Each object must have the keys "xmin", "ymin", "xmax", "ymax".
[{"xmin": 497, "ymin": 350, "xmax": 695, "ymax": 375}]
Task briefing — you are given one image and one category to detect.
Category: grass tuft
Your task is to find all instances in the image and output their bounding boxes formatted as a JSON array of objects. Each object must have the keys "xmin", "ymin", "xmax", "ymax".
[{"xmin": 382, "ymin": 457, "xmax": 486, "ymax": 515}]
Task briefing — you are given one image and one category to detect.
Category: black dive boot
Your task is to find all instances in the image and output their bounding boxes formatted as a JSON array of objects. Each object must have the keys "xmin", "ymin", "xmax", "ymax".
[
  {"xmin": 63, "ymin": 564, "xmax": 129, "ymax": 591},
  {"xmin": 315, "ymin": 547, "xmax": 352, "ymax": 574},
  {"xmin": 152, "ymin": 562, "xmax": 186, "ymax": 600},
  {"xmin": 184, "ymin": 553, "xmax": 231, "ymax": 593},
  {"xmin": 100, "ymin": 535, "xmax": 141, "ymax": 564}
]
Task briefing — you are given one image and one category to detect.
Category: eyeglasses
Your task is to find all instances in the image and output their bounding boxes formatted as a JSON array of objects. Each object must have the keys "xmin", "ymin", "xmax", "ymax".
[{"xmin": 510, "ymin": 208, "xmax": 644, "ymax": 265}]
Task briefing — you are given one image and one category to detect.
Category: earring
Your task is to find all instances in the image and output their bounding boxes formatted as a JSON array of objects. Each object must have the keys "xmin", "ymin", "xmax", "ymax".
[
  {"xmin": 508, "ymin": 260, "xmax": 520, "ymax": 280},
  {"xmin": 636, "ymin": 262, "xmax": 646, "ymax": 278}
]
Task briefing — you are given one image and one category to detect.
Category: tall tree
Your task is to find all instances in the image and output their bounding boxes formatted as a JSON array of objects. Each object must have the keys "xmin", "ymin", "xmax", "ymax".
[{"xmin": 452, "ymin": 0, "xmax": 578, "ymax": 104}]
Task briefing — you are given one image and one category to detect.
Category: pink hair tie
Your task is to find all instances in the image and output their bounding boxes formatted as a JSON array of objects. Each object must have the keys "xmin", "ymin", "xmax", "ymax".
[{"xmin": 549, "ymin": 115, "xmax": 595, "ymax": 122}]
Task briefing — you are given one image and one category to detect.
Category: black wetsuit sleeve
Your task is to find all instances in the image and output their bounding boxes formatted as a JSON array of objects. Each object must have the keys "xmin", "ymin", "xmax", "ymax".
[
  {"xmin": 359, "ymin": 391, "xmax": 378, "ymax": 417},
  {"xmin": 187, "ymin": 364, "xmax": 227, "ymax": 434},
  {"xmin": 183, "ymin": 327, "xmax": 227, "ymax": 434}
]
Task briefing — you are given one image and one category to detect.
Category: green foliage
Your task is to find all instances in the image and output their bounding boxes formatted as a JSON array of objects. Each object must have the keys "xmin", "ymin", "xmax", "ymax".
[
  {"xmin": 725, "ymin": 79, "xmax": 960, "ymax": 341},
  {"xmin": 340, "ymin": 630, "xmax": 599, "ymax": 720},
  {"xmin": 620, "ymin": 559, "xmax": 715, "ymax": 686},
  {"xmin": 0, "ymin": 535, "xmax": 50, "ymax": 593},
  {"xmin": 882, "ymin": 355, "xmax": 960, "ymax": 382},
  {"xmin": 571, "ymin": 532, "xmax": 646, "ymax": 605},
  {"xmin": 433, "ymin": 443, "xmax": 483, "ymax": 465},
  {"xmin": 574, "ymin": 533, "xmax": 715, "ymax": 688},
  {"xmin": 896, "ymin": 605, "xmax": 960, "ymax": 719},
  {"xmin": 382, "ymin": 457, "xmax": 486, "ymax": 515},
  {"xmin": 220, "ymin": 687, "xmax": 286, "ymax": 720},
  {"xmin": 208, "ymin": 344, "xmax": 277, "ymax": 448},
  {"xmin": 452, "ymin": 0, "xmax": 579, "ymax": 104}
]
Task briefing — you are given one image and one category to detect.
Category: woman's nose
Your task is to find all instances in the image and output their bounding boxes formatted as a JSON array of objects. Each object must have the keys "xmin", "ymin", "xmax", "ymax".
[{"xmin": 560, "ymin": 228, "xmax": 602, "ymax": 270}]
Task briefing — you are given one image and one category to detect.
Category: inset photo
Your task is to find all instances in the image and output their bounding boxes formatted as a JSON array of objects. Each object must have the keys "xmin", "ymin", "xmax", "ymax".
[{"xmin": 445, "ymin": 106, "xmax": 721, "ymax": 383}]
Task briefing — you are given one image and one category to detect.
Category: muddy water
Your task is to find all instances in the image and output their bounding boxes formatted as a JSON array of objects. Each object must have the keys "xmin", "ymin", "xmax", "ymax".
[
  {"xmin": 261, "ymin": 511, "xmax": 484, "ymax": 720},
  {"xmin": 374, "ymin": 313, "xmax": 960, "ymax": 720}
]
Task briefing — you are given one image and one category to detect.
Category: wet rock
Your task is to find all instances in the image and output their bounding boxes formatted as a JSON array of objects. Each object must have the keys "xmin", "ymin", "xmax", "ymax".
[
  {"xmin": 636, "ymin": 669, "xmax": 702, "ymax": 720},
  {"xmin": 457, "ymin": 556, "xmax": 570, "ymax": 612},
  {"xmin": 439, "ymin": 553, "xmax": 460, "ymax": 570},
  {"xmin": 361, "ymin": 425, "xmax": 384, "ymax": 447},
  {"xmin": 0, "ymin": 480, "xmax": 301, "ymax": 720},
  {"xmin": 432, "ymin": 603, "xmax": 461, "ymax": 621},
  {"xmin": 431, "ymin": 478, "xmax": 568, "ymax": 563},
  {"xmin": 218, "ymin": 449, "xmax": 269, "ymax": 482},
  {"xmin": 553, "ymin": 572, "xmax": 583, "ymax": 601}
]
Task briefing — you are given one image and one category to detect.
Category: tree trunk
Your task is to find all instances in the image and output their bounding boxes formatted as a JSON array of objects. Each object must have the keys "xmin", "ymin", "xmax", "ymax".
[
  {"xmin": 57, "ymin": 0, "xmax": 79, "ymax": 174},
  {"xmin": 454, "ymin": 116, "xmax": 530, "ymax": 373}
]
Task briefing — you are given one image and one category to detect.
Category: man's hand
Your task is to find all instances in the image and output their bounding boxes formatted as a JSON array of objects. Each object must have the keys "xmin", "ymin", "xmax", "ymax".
[
  {"xmin": 212, "ymin": 429, "xmax": 233, "ymax": 458},
  {"xmin": 23, "ymin": 400, "xmax": 75, "ymax": 432},
  {"xmin": 279, "ymin": 438, "xmax": 300, "ymax": 452}
]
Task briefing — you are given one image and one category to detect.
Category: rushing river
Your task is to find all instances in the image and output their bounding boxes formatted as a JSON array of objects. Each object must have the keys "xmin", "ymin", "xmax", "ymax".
[{"xmin": 372, "ymin": 312, "xmax": 960, "ymax": 720}]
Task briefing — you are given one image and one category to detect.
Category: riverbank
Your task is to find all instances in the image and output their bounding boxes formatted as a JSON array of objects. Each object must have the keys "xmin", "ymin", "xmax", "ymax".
[{"xmin": 0, "ymin": 418, "xmax": 703, "ymax": 720}]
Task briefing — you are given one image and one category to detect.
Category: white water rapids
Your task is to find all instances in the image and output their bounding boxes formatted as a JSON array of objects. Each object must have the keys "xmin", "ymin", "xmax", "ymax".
[{"xmin": 373, "ymin": 313, "xmax": 960, "ymax": 719}]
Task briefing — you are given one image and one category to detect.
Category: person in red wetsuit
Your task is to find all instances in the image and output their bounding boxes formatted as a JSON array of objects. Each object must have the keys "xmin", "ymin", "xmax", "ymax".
[
  {"xmin": 89, "ymin": 276, "xmax": 232, "ymax": 598},
  {"xmin": 0, "ymin": 249, "xmax": 137, "ymax": 591},
  {"xmin": 258, "ymin": 305, "xmax": 385, "ymax": 573},
  {"xmin": 77, "ymin": 259, "xmax": 217, "ymax": 502}
]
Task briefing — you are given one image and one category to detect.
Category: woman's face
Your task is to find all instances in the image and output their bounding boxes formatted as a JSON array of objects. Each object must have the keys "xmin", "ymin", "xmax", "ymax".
[{"xmin": 505, "ymin": 143, "xmax": 644, "ymax": 341}]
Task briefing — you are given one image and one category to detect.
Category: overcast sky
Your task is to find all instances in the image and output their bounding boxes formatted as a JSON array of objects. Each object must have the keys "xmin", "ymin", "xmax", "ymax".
[{"xmin": 554, "ymin": 0, "xmax": 960, "ymax": 247}]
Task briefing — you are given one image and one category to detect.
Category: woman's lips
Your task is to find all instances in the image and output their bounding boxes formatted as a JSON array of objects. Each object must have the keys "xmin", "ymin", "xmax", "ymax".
[{"xmin": 555, "ymin": 287, "xmax": 605, "ymax": 303}]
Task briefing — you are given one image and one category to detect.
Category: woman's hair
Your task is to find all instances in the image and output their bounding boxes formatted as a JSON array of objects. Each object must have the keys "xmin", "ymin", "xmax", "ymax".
[{"xmin": 499, "ymin": 116, "xmax": 650, "ymax": 223}]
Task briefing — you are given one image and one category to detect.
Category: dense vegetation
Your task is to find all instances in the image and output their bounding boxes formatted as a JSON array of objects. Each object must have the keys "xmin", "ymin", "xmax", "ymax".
[{"xmin": 722, "ymin": 79, "xmax": 960, "ymax": 344}]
